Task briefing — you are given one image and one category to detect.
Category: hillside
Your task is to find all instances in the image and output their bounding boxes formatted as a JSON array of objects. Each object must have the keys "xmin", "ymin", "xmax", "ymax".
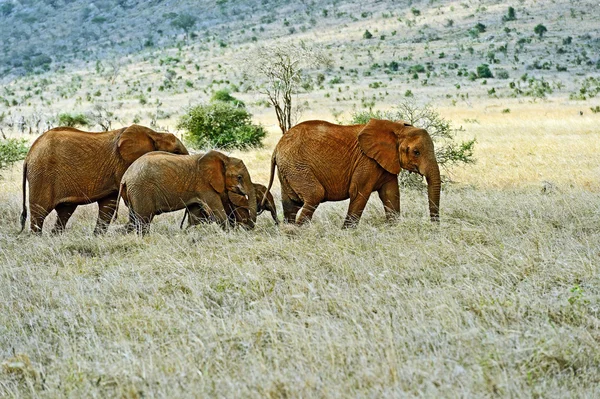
[{"xmin": 1, "ymin": 0, "xmax": 599, "ymax": 134}]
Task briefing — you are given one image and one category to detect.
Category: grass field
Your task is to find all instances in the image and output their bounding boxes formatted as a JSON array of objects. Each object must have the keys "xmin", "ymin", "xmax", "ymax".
[{"xmin": 1, "ymin": 103, "xmax": 599, "ymax": 397}]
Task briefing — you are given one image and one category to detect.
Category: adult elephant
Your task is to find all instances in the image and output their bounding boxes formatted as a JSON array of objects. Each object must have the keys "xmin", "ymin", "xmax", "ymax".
[
  {"xmin": 21, "ymin": 125, "xmax": 188, "ymax": 234},
  {"xmin": 116, "ymin": 150, "xmax": 257, "ymax": 235},
  {"xmin": 263, "ymin": 119, "xmax": 441, "ymax": 228}
]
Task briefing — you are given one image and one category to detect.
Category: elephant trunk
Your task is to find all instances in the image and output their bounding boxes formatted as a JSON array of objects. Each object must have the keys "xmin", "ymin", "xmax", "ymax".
[
  {"xmin": 245, "ymin": 175, "xmax": 257, "ymax": 229},
  {"xmin": 425, "ymin": 161, "xmax": 441, "ymax": 222}
]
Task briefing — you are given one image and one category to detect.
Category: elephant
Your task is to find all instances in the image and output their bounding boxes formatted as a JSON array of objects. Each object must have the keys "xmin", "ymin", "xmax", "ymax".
[
  {"xmin": 115, "ymin": 150, "xmax": 257, "ymax": 235},
  {"xmin": 263, "ymin": 119, "xmax": 441, "ymax": 228},
  {"xmin": 20, "ymin": 124, "xmax": 188, "ymax": 234},
  {"xmin": 179, "ymin": 182, "xmax": 278, "ymax": 229}
]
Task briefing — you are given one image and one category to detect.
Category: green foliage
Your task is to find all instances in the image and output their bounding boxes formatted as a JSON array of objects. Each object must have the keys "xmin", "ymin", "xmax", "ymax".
[
  {"xmin": 534, "ymin": 24, "xmax": 547, "ymax": 38},
  {"xmin": 210, "ymin": 89, "xmax": 245, "ymax": 107},
  {"xmin": 0, "ymin": 138, "xmax": 29, "ymax": 171},
  {"xmin": 349, "ymin": 100, "xmax": 476, "ymax": 187},
  {"xmin": 476, "ymin": 64, "xmax": 493, "ymax": 79},
  {"xmin": 57, "ymin": 113, "xmax": 90, "ymax": 128},
  {"xmin": 177, "ymin": 102, "xmax": 266, "ymax": 150},
  {"xmin": 502, "ymin": 7, "xmax": 516, "ymax": 22},
  {"xmin": 171, "ymin": 13, "xmax": 197, "ymax": 34},
  {"xmin": 0, "ymin": 2, "xmax": 14, "ymax": 16},
  {"xmin": 411, "ymin": 8, "xmax": 421, "ymax": 16},
  {"xmin": 474, "ymin": 23, "xmax": 486, "ymax": 33},
  {"xmin": 496, "ymin": 69, "xmax": 510, "ymax": 79},
  {"xmin": 408, "ymin": 64, "xmax": 426, "ymax": 74},
  {"xmin": 569, "ymin": 77, "xmax": 600, "ymax": 100},
  {"xmin": 590, "ymin": 106, "xmax": 600, "ymax": 114},
  {"xmin": 363, "ymin": 30, "xmax": 373, "ymax": 39}
]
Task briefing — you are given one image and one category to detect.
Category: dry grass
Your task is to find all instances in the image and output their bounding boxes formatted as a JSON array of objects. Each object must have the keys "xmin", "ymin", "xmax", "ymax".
[{"xmin": 1, "ymin": 104, "xmax": 600, "ymax": 397}]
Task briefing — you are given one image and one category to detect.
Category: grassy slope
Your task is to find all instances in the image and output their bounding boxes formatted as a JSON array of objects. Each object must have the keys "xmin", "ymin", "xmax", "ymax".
[{"xmin": 1, "ymin": 0, "xmax": 600, "ymax": 397}]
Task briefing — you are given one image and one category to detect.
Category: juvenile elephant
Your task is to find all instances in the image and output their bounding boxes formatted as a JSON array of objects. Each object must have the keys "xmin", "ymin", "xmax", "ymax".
[
  {"xmin": 264, "ymin": 119, "xmax": 441, "ymax": 228},
  {"xmin": 116, "ymin": 150, "xmax": 256, "ymax": 235},
  {"xmin": 21, "ymin": 125, "xmax": 188, "ymax": 234},
  {"xmin": 180, "ymin": 182, "xmax": 278, "ymax": 229}
]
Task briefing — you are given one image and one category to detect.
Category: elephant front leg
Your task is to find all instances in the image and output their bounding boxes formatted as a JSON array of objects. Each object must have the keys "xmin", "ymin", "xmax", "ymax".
[
  {"xmin": 343, "ymin": 191, "xmax": 371, "ymax": 229},
  {"xmin": 377, "ymin": 179, "xmax": 400, "ymax": 222},
  {"xmin": 94, "ymin": 194, "xmax": 118, "ymax": 234},
  {"xmin": 201, "ymin": 193, "xmax": 229, "ymax": 230}
]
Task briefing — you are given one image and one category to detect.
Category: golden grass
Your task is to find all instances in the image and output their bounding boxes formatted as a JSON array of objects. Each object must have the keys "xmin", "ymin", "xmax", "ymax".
[{"xmin": 1, "ymin": 105, "xmax": 599, "ymax": 396}]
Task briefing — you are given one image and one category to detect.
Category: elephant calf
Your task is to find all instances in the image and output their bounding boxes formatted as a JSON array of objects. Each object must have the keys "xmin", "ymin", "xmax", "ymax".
[
  {"xmin": 115, "ymin": 150, "xmax": 256, "ymax": 235},
  {"xmin": 180, "ymin": 182, "xmax": 278, "ymax": 229}
]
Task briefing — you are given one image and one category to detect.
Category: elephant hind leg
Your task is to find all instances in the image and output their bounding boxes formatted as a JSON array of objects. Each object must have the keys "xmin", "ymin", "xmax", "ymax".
[
  {"xmin": 29, "ymin": 202, "xmax": 52, "ymax": 234},
  {"xmin": 51, "ymin": 203, "xmax": 78, "ymax": 234},
  {"xmin": 296, "ymin": 184, "xmax": 325, "ymax": 226}
]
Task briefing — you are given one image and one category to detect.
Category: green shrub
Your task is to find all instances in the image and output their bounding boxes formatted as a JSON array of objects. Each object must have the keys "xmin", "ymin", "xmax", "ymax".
[
  {"xmin": 57, "ymin": 113, "xmax": 90, "ymax": 127},
  {"xmin": 474, "ymin": 23, "xmax": 486, "ymax": 33},
  {"xmin": 210, "ymin": 89, "xmax": 245, "ymax": 107},
  {"xmin": 476, "ymin": 64, "xmax": 493, "ymax": 78},
  {"xmin": 534, "ymin": 24, "xmax": 547, "ymax": 38},
  {"xmin": 349, "ymin": 100, "xmax": 476, "ymax": 187},
  {"xmin": 363, "ymin": 30, "xmax": 373, "ymax": 39},
  {"xmin": 502, "ymin": 7, "xmax": 516, "ymax": 22},
  {"xmin": 0, "ymin": 138, "xmax": 29, "ymax": 171},
  {"xmin": 408, "ymin": 64, "xmax": 426, "ymax": 73},
  {"xmin": 496, "ymin": 69, "xmax": 510, "ymax": 79},
  {"xmin": 177, "ymin": 102, "xmax": 266, "ymax": 150}
]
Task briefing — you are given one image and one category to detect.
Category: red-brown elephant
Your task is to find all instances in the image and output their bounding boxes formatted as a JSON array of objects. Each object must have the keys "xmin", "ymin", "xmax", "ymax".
[
  {"xmin": 21, "ymin": 125, "xmax": 188, "ymax": 234},
  {"xmin": 116, "ymin": 150, "xmax": 257, "ymax": 235},
  {"xmin": 263, "ymin": 119, "xmax": 441, "ymax": 228}
]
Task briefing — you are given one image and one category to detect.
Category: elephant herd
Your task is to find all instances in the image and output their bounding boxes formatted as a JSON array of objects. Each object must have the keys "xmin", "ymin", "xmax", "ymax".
[{"xmin": 19, "ymin": 119, "xmax": 441, "ymax": 235}]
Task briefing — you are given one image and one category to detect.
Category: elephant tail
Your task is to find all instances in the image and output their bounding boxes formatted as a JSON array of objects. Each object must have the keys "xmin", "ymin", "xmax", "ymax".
[
  {"xmin": 261, "ymin": 150, "xmax": 277, "ymax": 208},
  {"xmin": 19, "ymin": 162, "xmax": 27, "ymax": 233},
  {"xmin": 179, "ymin": 209, "xmax": 188, "ymax": 229},
  {"xmin": 112, "ymin": 181, "xmax": 125, "ymax": 225}
]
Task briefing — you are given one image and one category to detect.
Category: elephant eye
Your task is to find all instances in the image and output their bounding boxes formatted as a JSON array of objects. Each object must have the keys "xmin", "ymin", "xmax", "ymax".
[
  {"xmin": 413, "ymin": 149, "xmax": 420, "ymax": 156},
  {"xmin": 237, "ymin": 175, "xmax": 243, "ymax": 181}
]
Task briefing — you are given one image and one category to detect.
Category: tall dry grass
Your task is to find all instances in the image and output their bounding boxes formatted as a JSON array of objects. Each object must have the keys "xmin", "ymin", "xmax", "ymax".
[{"xmin": 1, "ymin": 105, "xmax": 599, "ymax": 397}]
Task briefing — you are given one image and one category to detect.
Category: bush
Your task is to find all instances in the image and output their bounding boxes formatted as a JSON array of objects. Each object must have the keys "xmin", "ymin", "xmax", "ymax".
[
  {"xmin": 177, "ymin": 102, "xmax": 266, "ymax": 150},
  {"xmin": 474, "ymin": 23, "xmax": 486, "ymax": 33},
  {"xmin": 349, "ymin": 100, "xmax": 476, "ymax": 187},
  {"xmin": 57, "ymin": 113, "xmax": 90, "ymax": 128},
  {"xmin": 502, "ymin": 7, "xmax": 516, "ymax": 22},
  {"xmin": 408, "ymin": 64, "xmax": 426, "ymax": 73},
  {"xmin": 534, "ymin": 24, "xmax": 547, "ymax": 38},
  {"xmin": 496, "ymin": 69, "xmax": 510, "ymax": 79},
  {"xmin": 210, "ymin": 89, "xmax": 245, "ymax": 107},
  {"xmin": 477, "ymin": 64, "xmax": 494, "ymax": 78},
  {"xmin": 0, "ymin": 138, "xmax": 29, "ymax": 171},
  {"xmin": 363, "ymin": 30, "xmax": 373, "ymax": 39}
]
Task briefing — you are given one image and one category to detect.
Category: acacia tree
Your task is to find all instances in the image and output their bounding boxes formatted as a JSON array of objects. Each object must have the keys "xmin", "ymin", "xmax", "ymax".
[{"xmin": 244, "ymin": 42, "xmax": 332, "ymax": 134}]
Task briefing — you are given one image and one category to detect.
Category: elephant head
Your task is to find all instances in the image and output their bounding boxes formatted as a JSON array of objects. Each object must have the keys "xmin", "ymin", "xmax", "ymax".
[
  {"xmin": 202, "ymin": 151, "xmax": 257, "ymax": 228},
  {"xmin": 228, "ymin": 183, "xmax": 279, "ymax": 226},
  {"xmin": 117, "ymin": 124, "xmax": 188, "ymax": 164},
  {"xmin": 358, "ymin": 119, "xmax": 441, "ymax": 221}
]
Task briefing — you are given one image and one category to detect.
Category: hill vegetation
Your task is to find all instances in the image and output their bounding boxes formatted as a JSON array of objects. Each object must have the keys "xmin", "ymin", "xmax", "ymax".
[{"xmin": 0, "ymin": 0, "xmax": 599, "ymax": 133}]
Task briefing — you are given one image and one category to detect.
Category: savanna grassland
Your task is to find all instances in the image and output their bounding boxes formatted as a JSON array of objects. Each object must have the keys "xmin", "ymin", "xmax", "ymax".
[{"xmin": 2, "ymin": 0, "xmax": 600, "ymax": 397}]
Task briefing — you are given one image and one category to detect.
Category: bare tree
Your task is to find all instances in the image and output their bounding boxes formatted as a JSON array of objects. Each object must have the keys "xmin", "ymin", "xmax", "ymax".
[
  {"xmin": 88, "ymin": 103, "xmax": 121, "ymax": 131},
  {"xmin": 244, "ymin": 41, "xmax": 332, "ymax": 134}
]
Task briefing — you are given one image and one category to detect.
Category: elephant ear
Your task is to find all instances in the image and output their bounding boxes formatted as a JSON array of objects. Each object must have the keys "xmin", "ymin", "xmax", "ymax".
[
  {"xmin": 117, "ymin": 125, "xmax": 157, "ymax": 164},
  {"xmin": 357, "ymin": 119, "xmax": 401, "ymax": 174},
  {"xmin": 228, "ymin": 192, "xmax": 248, "ymax": 208},
  {"xmin": 203, "ymin": 151, "xmax": 226, "ymax": 193}
]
